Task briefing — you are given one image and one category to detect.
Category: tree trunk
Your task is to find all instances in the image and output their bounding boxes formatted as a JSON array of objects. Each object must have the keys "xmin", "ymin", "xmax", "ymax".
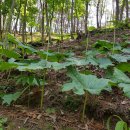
[
  {"xmin": 71, "ymin": 0, "xmax": 74, "ymax": 39},
  {"xmin": 125, "ymin": 0, "xmax": 129, "ymax": 19},
  {"xmin": 74, "ymin": 16, "xmax": 76, "ymax": 33},
  {"xmin": 7, "ymin": 0, "xmax": 15, "ymax": 33},
  {"xmin": 85, "ymin": 1, "xmax": 88, "ymax": 35},
  {"xmin": 22, "ymin": 0, "xmax": 28, "ymax": 43},
  {"xmin": 45, "ymin": 1, "xmax": 49, "ymax": 37},
  {"xmin": 115, "ymin": 0, "xmax": 120, "ymax": 21},
  {"xmin": 49, "ymin": 0, "xmax": 55, "ymax": 43},
  {"xmin": 61, "ymin": 4, "xmax": 64, "ymax": 41},
  {"xmin": 19, "ymin": 21, "xmax": 22, "ymax": 34},
  {"xmin": 76, "ymin": 18, "xmax": 79, "ymax": 32},
  {"xmin": 0, "ymin": 0, "xmax": 2, "ymax": 40},
  {"xmin": 75, "ymin": 1, "xmax": 79, "ymax": 32},
  {"xmin": 99, "ymin": 0, "xmax": 105, "ymax": 27},
  {"xmin": 120, "ymin": 0, "xmax": 125, "ymax": 21},
  {"xmin": 14, "ymin": 0, "xmax": 21, "ymax": 36},
  {"xmin": 30, "ymin": 26, "xmax": 32, "ymax": 43},
  {"xmin": 66, "ymin": 0, "xmax": 70, "ymax": 34},
  {"xmin": 96, "ymin": 0, "xmax": 100, "ymax": 28},
  {"xmin": 40, "ymin": 0, "xmax": 45, "ymax": 45}
]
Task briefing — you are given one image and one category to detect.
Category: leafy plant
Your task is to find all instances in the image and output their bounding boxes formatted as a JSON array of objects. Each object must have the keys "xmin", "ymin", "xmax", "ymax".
[
  {"xmin": 112, "ymin": 68, "xmax": 130, "ymax": 97},
  {"xmin": 37, "ymin": 50, "xmax": 72, "ymax": 62},
  {"xmin": 62, "ymin": 66, "xmax": 112, "ymax": 120},
  {"xmin": 0, "ymin": 62, "xmax": 18, "ymax": 71},
  {"xmin": 93, "ymin": 40, "xmax": 122, "ymax": 52},
  {"xmin": 110, "ymin": 54, "xmax": 130, "ymax": 63},
  {"xmin": 0, "ymin": 49, "xmax": 21, "ymax": 60},
  {"xmin": 62, "ymin": 66, "xmax": 111, "ymax": 95},
  {"xmin": 107, "ymin": 115, "xmax": 130, "ymax": 130},
  {"xmin": 0, "ymin": 117, "xmax": 7, "ymax": 130},
  {"xmin": 16, "ymin": 75, "xmax": 44, "ymax": 86},
  {"xmin": 16, "ymin": 75, "xmax": 44, "ymax": 107},
  {"xmin": 2, "ymin": 92, "xmax": 22, "ymax": 105}
]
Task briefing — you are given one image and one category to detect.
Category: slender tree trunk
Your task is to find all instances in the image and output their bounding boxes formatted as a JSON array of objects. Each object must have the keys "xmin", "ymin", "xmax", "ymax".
[
  {"xmin": 74, "ymin": 16, "xmax": 76, "ymax": 33},
  {"xmin": 66, "ymin": 0, "xmax": 70, "ymax": 34},
  {"xmin": 22, "ymin": 0, "xmax": 27, "ymax": 43},
  {"xmin": 85, "ymin": 1, "xmax": 88, "ymax": 35},
  {"xmin": 115, "ymin": 0, "xmax": 120, "ymax": 21},
  {"xmin": 7, "ymin": 0, "xmax": 15, "ymax": 33},
  {"xmin": 3, "ymin": 16, "xmax": 6, "ymax": 31},
  {"xmin": 99, "ymin": 0, "xmax": 105, "ymax": 27},
  {"xmin": 71, "ymin": 0, "xmax": 74, "ymax": 39},
  {"xmin": 126, "ymin": 0, "xmax": 129, "ymax": 19},
  {"xmin": 61, "ymin": 4, "xmax": 64, "ymax": 41},
  {"xmin": 76, "ymin": 18, "xmax": 79, "ymax": 31},
  {"xmin": 19, "ymin": 21, "xmax": 22, "ymax": 34},
  {"xmin": 49, "ymin": 0, "xmax": 55, "ymax": 43},
  {"xmin": 30, "ymin": 26, "xmax": 32, "ymax": 42},
  {"xmin": 75, "ymin": 1, "xmax": 79, "ymax": 32},
  {"xmin": 63, "ymin": 17, "xmax": 65, "ymax": 33},
  {"xmin": 0, "ymin": 0, "xmax": 2, "ymax": 40},
  {"xmin": 14, "ymin": 0, "xmax": 21, "ymax": 36},
  {"xmin": 40, "ymin": 0, "xmax": 45, "ymax": 44},
  {"xmin": 96, "ymin": 0, "xmax": 100, "ymax": 28},
  {"xmin": 120, "ymin": 0, "xmax": 125, "ymax": 21},
  {"xmin": 45, "ymin": 1, "xmax": 49, "ymax": 37},
  {"xmin": 81, "ymin": 19, "xmax": 83, "ymax": 30}
]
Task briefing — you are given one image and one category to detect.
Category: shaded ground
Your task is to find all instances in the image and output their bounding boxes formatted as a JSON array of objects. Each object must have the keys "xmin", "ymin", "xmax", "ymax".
[{"xmin": 0, "ymin": 105, "xmax": 105, "ymax": 130}]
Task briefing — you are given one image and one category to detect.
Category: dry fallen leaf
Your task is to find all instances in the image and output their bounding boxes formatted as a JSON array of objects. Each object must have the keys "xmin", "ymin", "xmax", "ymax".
[
  {"xmin": 37, "ymin": 114, "xmax": 42, "ymax": 120},
  {"xmin": 121, "ymin": 100, "xmax": 128, "ymax": 105}
]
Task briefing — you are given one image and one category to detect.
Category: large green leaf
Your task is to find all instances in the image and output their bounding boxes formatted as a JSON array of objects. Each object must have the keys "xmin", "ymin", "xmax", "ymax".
[
  {"xmin": 86, "ymin": 57, "xmax": 98, "ymax": 65},
  {"xmin": 62, "ymin": 66, "xmax": 111, "ymax": 95},
  {"xmin": 93, "ymin": 40, "xmax": 113, "ymax": 50},
  {"xmin": 115, "ymin": 121, "xmax": 128, "ymax": 130},
  {"xmin": 112, "ymin": 68, "xmax": 130, "ymax": 83},
  {"xmin": 16, "ymin": 75, "xmax": 44, "ymax": 86},
  {"xmin": 96, "ymin": 57, "xmax": 113, "ymax": 69},
  {"xmin": 17, "ymin": 60, "xmax": 47, "ymax": 71},
  {"xmin": 17, "ymin": 60, "xmax": 73, "ymax": 71},
  {"xmin": 7, "ymin": 33, "xmax": 21, "ymax": 45},
  {"xmin": 93, "ymin": 40, "xmax": 121, "ymax": 52},
  {"xmin": 0, "ymin": 49, "xmax": 21, "ymax": 59},
  {"xmin": 51, "ymin": 62, "xmax": 73, "ymax": 70},
  {"xmin": 85, "ymin": 50, "xmax": 100, "ymax": 58},
  {"xmin": 110, "ymin": 54, "xmax": 130, "ymax": 62},
  {"xmin": 0, "ymin": 62, "xmax": 18, "ymax": 71},
  {"xmin": 66, "ymin": 57, "xmax": 93, "ymax": 66},
  {"xmin": 112, "ymin": 68, "xmax": 130, "ymax": 98},
  {"xmin": 18, "ymin": 43, "xmax": 37, "ymax": 53},
  {"xmin": 122, "ymin": 48, "xmax": 130, "ymax": 54},
  {"xmin": 118, "ymin": 83, "xmax": 130, "ymax": 98},
  {"xmin": 37, "ymin": 51, "xmax": 70, "ymax": 62},
  {"xmin": 116, "ymin": 62, "xmax": 130, "ymax": 72},
  {"xmin": 86, "ymin": 50, "xmax": 113, "ymax": 68},
  {"xmin": 2, "ymin": 92, "xmax": 22, "ymax": 105},
  {"xmin": 0, "ymin": 117, "xmax": 7, "ymax": 130}
]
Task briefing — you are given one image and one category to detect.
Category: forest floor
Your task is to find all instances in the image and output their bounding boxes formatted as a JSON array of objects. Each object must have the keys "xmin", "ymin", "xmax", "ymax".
[{"xmin": 1, "ymin": 29, "xmax": 130, "ymax": 130}]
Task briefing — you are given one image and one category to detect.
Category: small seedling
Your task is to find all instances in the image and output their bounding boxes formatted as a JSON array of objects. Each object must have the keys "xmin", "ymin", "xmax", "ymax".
[
  {"xmin": 107, "ymin": 115, "xmax": 130, "ymax": 130},
  {"xmin": 0, "ymin": 117, "xmax": 7, "ymax": 130}
]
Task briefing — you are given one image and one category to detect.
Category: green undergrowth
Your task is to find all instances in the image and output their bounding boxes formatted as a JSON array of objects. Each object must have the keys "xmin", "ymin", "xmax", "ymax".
[{"xmin": 1, "ymin": 33, "xmax": 130, "ymax": 122}]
